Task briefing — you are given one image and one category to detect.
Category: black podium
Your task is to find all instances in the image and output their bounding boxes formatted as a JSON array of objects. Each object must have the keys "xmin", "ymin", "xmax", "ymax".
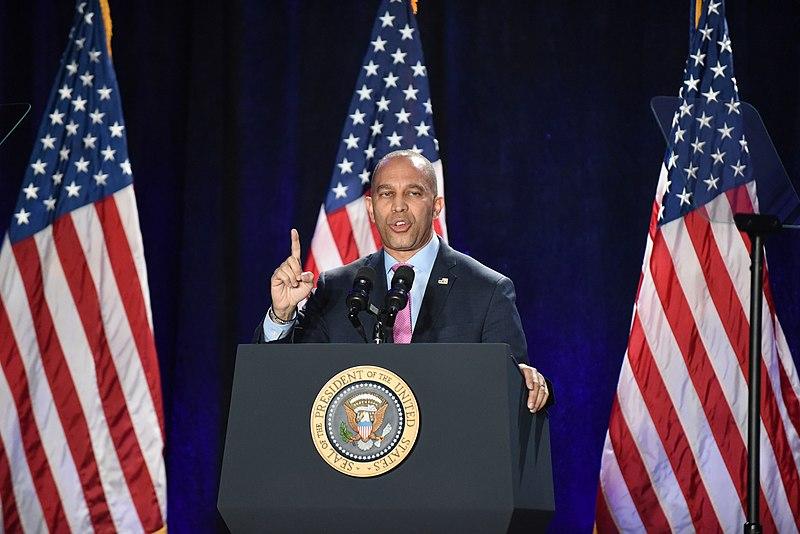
[{"xmin": 218, "ymin": 343, "xmax": 554, "ymax": 533}]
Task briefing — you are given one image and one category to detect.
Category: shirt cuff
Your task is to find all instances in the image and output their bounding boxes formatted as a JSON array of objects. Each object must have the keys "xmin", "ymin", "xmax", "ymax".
[{"xmin": 262, "ymin": 308, "xmax": 297, "ymax": 341}]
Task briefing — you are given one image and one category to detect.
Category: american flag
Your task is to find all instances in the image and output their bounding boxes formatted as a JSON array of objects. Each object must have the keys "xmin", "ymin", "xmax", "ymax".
[
  {"xmin": 304, "ymin": 0, "xmax": 447, "ymax": 278},
  {"xmin": 0, "ymin": 1, "xmax": 166, "ymax": 532},
  {"xmin": 595, "ymin": 1, "xmax": 800, "ymax": 532}
]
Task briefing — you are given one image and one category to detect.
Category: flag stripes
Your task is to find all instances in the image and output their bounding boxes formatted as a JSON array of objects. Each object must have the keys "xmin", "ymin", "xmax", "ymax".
[{"xmin": 1, "ymin": 188, "xmax": 165, "ymax": 532}]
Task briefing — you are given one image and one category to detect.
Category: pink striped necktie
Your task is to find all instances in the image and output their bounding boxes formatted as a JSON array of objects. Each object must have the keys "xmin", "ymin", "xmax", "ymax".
[{"xmin": 391, "ymin": 262, "xmax": 413, "ymax": 344}]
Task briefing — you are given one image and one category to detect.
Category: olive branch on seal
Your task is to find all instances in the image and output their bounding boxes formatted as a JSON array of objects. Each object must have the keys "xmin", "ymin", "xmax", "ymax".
[{"xmin": 339, "ymin": 421, "xmax": 354, "ymax": 442}]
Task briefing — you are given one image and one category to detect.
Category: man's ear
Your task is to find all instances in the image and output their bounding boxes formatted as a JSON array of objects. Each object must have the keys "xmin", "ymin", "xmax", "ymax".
[
  {"xmin": 432, "ymin": 196, "xmax": 444, "ymax": 219},
  {"xmin": 365, "ymin": 194, "xmax": 376, "ymax": 223}
]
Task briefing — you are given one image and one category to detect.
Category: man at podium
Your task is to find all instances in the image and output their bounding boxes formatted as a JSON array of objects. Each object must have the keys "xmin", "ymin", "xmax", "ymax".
[{"xmin": 255, "ymin": 150, "xmax": 552, "ymax": 412}]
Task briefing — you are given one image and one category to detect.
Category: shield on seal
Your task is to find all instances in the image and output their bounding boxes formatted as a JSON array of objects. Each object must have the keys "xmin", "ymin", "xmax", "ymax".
[{"xmin": 357, "ymin": 420, "xmax": 372, "ymax": 441}]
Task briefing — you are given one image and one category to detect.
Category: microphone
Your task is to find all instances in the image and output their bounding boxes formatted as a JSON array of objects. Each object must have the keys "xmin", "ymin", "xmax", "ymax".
[
  {"xmin": 384, "ymin": 265, "xmax": 415, "ymax": 325},
  {"xmin": 346, "ymin": 266, "xmax": 376, "ymax": 341}
]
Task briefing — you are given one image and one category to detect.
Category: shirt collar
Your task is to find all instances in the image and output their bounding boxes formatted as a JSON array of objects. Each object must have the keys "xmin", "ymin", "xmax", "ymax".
[{"xmin": 383, "ymin": 234, "xmax": 440, "ymax": 277}]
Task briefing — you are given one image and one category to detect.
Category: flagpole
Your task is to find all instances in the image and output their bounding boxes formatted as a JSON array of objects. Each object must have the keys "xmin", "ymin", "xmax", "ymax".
[{"xmin": 733, "ymin": 213, "xmax": 781, "ymax": 534}]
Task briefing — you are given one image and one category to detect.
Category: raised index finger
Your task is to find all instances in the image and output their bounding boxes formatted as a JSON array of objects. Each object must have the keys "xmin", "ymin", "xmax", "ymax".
[{"xmin": 290, "ymin": 228, "xmax": 302, "ymax": 261}]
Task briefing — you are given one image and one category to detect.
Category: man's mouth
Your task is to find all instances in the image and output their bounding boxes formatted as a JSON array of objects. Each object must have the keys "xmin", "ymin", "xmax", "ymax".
[{"xmin": 389, "ymin": 220, "xmax": 410, "ymax": 232}]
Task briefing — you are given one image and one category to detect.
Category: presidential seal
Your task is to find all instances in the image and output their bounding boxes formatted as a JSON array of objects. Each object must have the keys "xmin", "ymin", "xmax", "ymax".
[{"xmin": 310, "ymin": 365, "xmax": 419, "ymax": 477}]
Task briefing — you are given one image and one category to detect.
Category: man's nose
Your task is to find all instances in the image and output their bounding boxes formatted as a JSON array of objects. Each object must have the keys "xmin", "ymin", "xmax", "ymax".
[{"xmin": 391, "ymin": 196, "xmax": 407, "ymax": 211}]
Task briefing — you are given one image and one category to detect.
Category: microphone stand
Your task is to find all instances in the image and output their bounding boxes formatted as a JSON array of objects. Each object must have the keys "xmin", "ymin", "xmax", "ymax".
[{"xmin": 733, "ymin": 213, "xmax": 783, "ymax": 534}]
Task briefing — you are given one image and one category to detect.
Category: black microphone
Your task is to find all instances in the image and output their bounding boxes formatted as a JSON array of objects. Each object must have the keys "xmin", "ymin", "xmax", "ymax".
[
  {"xmin": 346, "ymin": 267, "xmax": 376, "ymax": 342},
  {"xmin": 384, "ymin": 265, "xmax": 415, "ymax": 322}
]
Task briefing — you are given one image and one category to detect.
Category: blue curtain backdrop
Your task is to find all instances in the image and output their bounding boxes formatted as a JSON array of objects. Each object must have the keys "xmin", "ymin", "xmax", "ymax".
[{"xmin": 1, "ymin": 1, "xmax": 799, "ymax": 532}]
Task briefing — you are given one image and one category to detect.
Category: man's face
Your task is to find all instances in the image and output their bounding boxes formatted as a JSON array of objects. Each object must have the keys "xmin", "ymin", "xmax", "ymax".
[{"xmin": 366, "ymin": 156, "xmax": 443, "ymax": 259}]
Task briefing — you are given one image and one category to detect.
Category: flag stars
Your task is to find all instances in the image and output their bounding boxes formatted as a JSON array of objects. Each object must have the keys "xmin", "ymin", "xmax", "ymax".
[
  {"xmin": 710, "ymin": 61, "xmax": 727, "ymax": 79},
  {"xmin": 43, "ymin": 196, "xmax": 56, "ymax": 211},
  {"xmin": 59, "ymin": 147, "xmax": 70, "ymax": 161},
  {"xmin": 89, "ymin": 108, "xmax": 105, "ymax": 124},
  {"xmin": 701, "ymin": 86, "xmax": 720, "ymax": 103},
  {"xmin": 40, "ymin": 133, "xmax": 56, "ymax": 150},
  {"xmin": 683, "ymin": 163, "xmax": 699, "ymax": 180},
  {"xmin": 49, "ymin": 109, "xmax": 65, "ymax": 125},
  {"xmin": 387, "ymin": 131, "xmax": 403, "ymax": 147},
  {"xmin": 66, "ymin": 181, "xmax": 82, "ymax": 197},
  {"xmin": 359, "ymin": 169, "xmax": 370, "ymax": 185},
  {"xmin": 711, "ymin": 148, "xmax": 726, "ymax": 165},
  {"xmin": 22, "ymin": 183, "xmax": 40, "ymax": 199},
  {"xmin": 65, "ymin": 120, "xmax": 79, "ymax": 136},
  {"xmin": 101, "ymin": 145, "xmax": 116, "ymax": 161},
  {"xmin": 370, "ymin": 119, "xmax": 384, "ymax": 136},
  {"xmin": 84, "ymin": 12, "xmax": 94, "ymax": 24},
  {"xmin": 349, "ymin": 109, "xmax": 366, "ymax": 125},
  {"xmin": 383, "ymin": 71, "xmax": 399, "ymax": 88},
  {"xmin": 699, "ymin": 24, "xmax": 713, "ymax": 41},
  {"xmin": 343, "ymin": 133, "xmax": 360, "ymax": 150},
  {"xmin": 75, "ymin": 37, "xmax": 86, "ymax": 50},
  {"xmin": 689, "ymin": 49, "xmax": 705, "ymax": 67},
  {"xmin": 690, "ymin": 137, "xmax": 705, "ymax": 154},
  {"xmin": 395, "ymin": 107, "xmax": 411, "ymax": 124},
  {"xmin": 402, "ymin": 84, "xmax": 418, "ymax": 100},
  {"xmin": 731, "ymin": 160, "xmax": 746, "ymax": 177},
  {"xmin": 371, "ymin": 35, "xmax": 387, "ymax": 52},
  {"xmin": 66, "ymin": 60, "xmax": 78, "ymax": 75},
  {"xmin": 410, "ymin": 145, "xmax": 423, "ymax": 155},
  {"xmin": 109, "ymin": 121, "xmax": 125, "ymax": 137},
  {"xmin": 708, "ymin": 0, "xmax": 721, "ymax": 14},
  {"xmin": 337, "ymin": 157, "xmax": 354, "ymax": 174},
  {"xmin": 391, "ymin": 48, "xmax": 407, "ymax": 64},
  {"xmin": 683, "ymin": 75, "xmax": 700, "ymax": 93},
  {"xmin": 120, "ymin": 159, "xmax": 132, "ymax": 175},
  {"xmin": 667, "ymin": 151, "xmax": 679, "ymax": 169},
  {"xmin": 739, "ymin": 135, "xmax": 749, "ymax": 153},
  {"xmin": 717, "ymin": 122, "xmax": 734, "ymax": 139},
  {"xmin": 379, "ymin": 11, "xmax": 395, "ymax": 27},
  {"xmin": 31, "ymin": 159, "xmax": 47, "ymax": 175},
  {"xmin": 677, "ymin": 187, "xmax": 693, "ymax": 206},
  {"xmin": 411, "ymin": 61, "xmax": 427, "ymax": 77},
  {"xmin": 704, "ymin": 174, "xmax": 720, "ymax": 191},
  {"xmin": 725, "ymin": 98, "xmax": 741, "ymax": 115},
  {"xmin": 399, "ymin": 24, "xmax": 415, "ymax": 40},
  {"xmin": 356, "ymin": 84, "xmax": 372, "ymax": 101},
  {"xmin": 423, "ymin": 98, "xmax": 433, "ymax": 114},
  {"xmin": 679, "ymin": 100, "xmax": 693, "ymax": 117},
  {"xmin": 88, "ymin": 49, "xmax": 102, "ymax": 63},
  {"xmin": 414, "ymin": 121, "xmax": 431, "ymax": 137},
  {"xmin": 74, "ymin": 156, "xmax": 90, "ymax": 173},
  {"xmin": 97, "ymin": 85, "xmax": 112, "ymax": 100},
  {"xmin": 376, "ymin": 96, "xmax": 391, "ymax": 112},
  {"xmin": 695, "ymin": 111, "xmax": 713, "ymax": 129},
  {"xmin": 72, "ymin": 95, "xmax": 87, "ymax": 111},
  {"xmin": 364, "ymin": 143, "xmax": 376, "ymax": 160},
  {"xmin": 363, "ymin": 60, "xmax": 379, "ymax": 76},
  {"xmin": 674, "ymin": 126, "xmax": 686, "ymax": 143},
  {"xmin": 52, "ymin": 172, "xmax": 64, "ymax": 185},
  {"xmin": 718, "ymin": 35, "xmax": 732, "ymax": 54},
  {"xmin": 82, "ymin": 133, "xmax": 97, "ymax": 149},
  {"xmin": 79, "ymin": 71, "xmax": 94, "ymax": 87},
  {"xmin": 93, "ymin": 171, "xmax": 108, "ymax": 186},
  {"xmin": 14, "ymin": 208, "xmax": 31, "ymax": 225},
  {"xmin": 332, "ymin": 181, "xmax": 349, "ymax": 199},
  {"xmin": 58, "ymin": 84, "xmax": 73, "ymax": 100}
]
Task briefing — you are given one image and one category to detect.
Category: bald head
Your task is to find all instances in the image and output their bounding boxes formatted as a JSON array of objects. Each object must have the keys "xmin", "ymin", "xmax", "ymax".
[{"xmin": 371, "ymin": 150, "xmax": 438, "ymax": 196}]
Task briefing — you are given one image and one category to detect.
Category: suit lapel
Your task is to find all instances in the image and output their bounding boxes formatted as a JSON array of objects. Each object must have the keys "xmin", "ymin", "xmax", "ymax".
[{"xmin": 412, "ymin": 242, "xmax": 457, "ymax": 342}]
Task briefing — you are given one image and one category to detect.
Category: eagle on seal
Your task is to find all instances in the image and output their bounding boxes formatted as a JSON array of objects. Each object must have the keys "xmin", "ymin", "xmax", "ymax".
[{"xmin": 344, "ymin": 401, "xmax": 388, "ymax": 443}]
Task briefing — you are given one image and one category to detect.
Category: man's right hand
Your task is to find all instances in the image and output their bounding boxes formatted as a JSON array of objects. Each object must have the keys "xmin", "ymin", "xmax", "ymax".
[{"xmin": 270, "ymin": 229, "xmax": 315, "ymax": 321}]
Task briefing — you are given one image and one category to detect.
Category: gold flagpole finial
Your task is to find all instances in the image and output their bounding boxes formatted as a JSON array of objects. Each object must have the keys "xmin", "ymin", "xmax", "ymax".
[
  {"xmin": 99, "ymin": 0, "xmax": 113, "ymax": 55},
  {"xmin": 411, "ymin": 0, "xmax": 418, "ymax": 15}
]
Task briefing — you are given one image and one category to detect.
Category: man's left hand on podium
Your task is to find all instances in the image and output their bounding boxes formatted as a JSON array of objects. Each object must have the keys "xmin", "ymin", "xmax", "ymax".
[{"xmin": 519, "ymin": 364, "xmax": 549, "ymax": 413}]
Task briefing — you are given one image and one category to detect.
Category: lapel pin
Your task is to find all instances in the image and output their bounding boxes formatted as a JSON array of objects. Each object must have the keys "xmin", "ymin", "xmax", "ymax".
[{"xmin": 437, "ymin": 277, "xmax": 449, "ymax": 285}]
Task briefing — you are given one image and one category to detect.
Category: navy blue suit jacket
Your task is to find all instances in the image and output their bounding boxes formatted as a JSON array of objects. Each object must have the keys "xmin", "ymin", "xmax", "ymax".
[{"xmin": 255, "ymin": 240, "xmax": 529, "ymax": 362}]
